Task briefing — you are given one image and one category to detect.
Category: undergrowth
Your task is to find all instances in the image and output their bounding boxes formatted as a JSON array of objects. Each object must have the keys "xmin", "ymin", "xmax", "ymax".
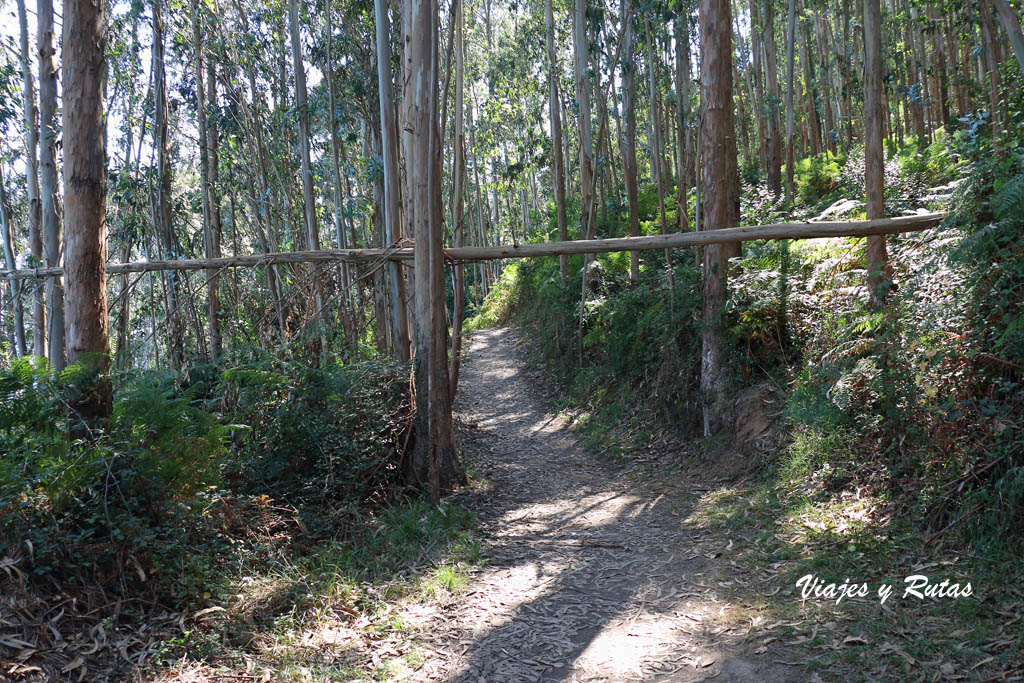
[
  {"xmin": 472, "ymin": 122, "xmax": 1023, "ymax": 559},
  {"xmin": 0, "ymin": 350, "xmax": 485, "ymax": 679},
  {"xmin": 0, "ymin": 356, "xmax": 419, "ymax": 602}
]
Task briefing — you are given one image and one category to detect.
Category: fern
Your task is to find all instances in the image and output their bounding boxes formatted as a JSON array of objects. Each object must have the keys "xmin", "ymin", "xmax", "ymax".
[{"xmin": 992, "ymin": 172, "xmax": 1024, "ymax": 224}]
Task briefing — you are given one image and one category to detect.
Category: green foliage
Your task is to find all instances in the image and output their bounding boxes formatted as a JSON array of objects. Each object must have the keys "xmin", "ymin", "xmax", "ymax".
[
  {"xmin": 896, "ymin": 129, "xmax": 960, "ymax": 187},
  {"xmin": 779, "ymin": 123, "xmax": 1024, "ymax": 554},
  {"xmin": 220, "ymin": 359, "xmax": 411, "ymax": 506},
  {"xmin": 0, "ymin": 355, "xmax": 412, "ymax": 601},
  {"xmin": 465, "ymin": 261, "xmax": 528, "ymax": 330},
  {"xmin": 794, "ymin": 152, "xmax": 844, "ymax": 207},
  {"xmin": 511, "ymin": 124, "xmax": 1022, "ymax": 558},
  {"xmin": 111, "ymin": 372, "xmax": 228, "ymax": 499}
]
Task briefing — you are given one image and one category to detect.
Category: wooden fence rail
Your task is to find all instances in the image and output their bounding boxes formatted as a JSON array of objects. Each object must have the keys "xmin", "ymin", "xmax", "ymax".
[{"xmin": 0, "ymin": 213, "xmax": 945, "ymax": 281}]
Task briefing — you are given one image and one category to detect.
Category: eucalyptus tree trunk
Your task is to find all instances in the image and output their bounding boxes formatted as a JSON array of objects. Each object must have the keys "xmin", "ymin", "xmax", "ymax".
[
  {"xmin": 193, "ymin": 2, "xmax": 219, "ymax": 362},
  {"xmin": 573, "ymin": 0, "xmax": 595, "ymax": 239},
  {"xmin": 63, "ymin": 0, "xmax": 111, "ymax": 419},
  {"xmin": 762, "ymin": 0, "xmax": 783, "ymax": 197},
  {"xmin": 16, "ymin": 0, "xmax": 45, "ymax": 358},
  {"xmin": 749, "ymin": 0, "xmax": 767, "ymax": 175},
  {"xmin": 675, "ymin": 10, "xmax": 691, "ymax": 233},
  {"xmin": 909, "ymin": 5, "xmax": 931, "ymax": 142},
  {"xmin": 326, "ymin": 0, "xmax": 358, "ymax": 353},
  {"xmin": 733, "ymin": 30, "xmax": 751, "ymax": 165},
  {"xmin": 863, "ymin": 0, "xmax": 889, "ymax": 309},
  {"xmin": 992, "ymin": 0, "xmax": 1024, "ymax": 76},
  {"xmin": 979, "ymin": 1, "xmax": 1003, "ymax": 147},
  {"xmin": 238, "ymin": 56, "xmax": 287, "ymax": 335},
  {"xmin": 0, "ymin": 163, "xmax": 27, "ymax": 357},
  {"xmin": 154, "ymin": 0, "xmax": 185, "ymax": 369},
  {"xmin": 645, "ymin": 18, "xmax": 673, "ymax": 289},
  {"xmin": 38, "ymin": 0, "xmax": 64, "ymax": 369},
  {"xmin": 841, "ymin": 0, "xmax": 853, "ymax": 149},
  {"xmin": 783, "ymin": 0, "xmax": 797, "ymax": 205},
  {"xmin": 646, "ymin": 19, "xmax": 669, "ymax": 237},
  {"xmin": 801, "ymin": 18, "xmax": 822, "ymax": 156},
  {"xmin": 814, "ymin": 11, "xmax": 837, "ymax": 154},
  {"xmin": 926, "ymin": 5, "xmax": 950, "ymax": 128},
  {"xmin": 944, "ymin": 14, "xmax": 965, "ymax": 117},
  {"xmin": 546, "ymin": 0, "xmax": 569, "ymax": 280},
  {"xmin": 902, "ymin": 0, "xmax": 925, "ymax": 141},
  {"xmin": 449, "ymin": 0, "xmax": 467, "ymax": 397},
  {"xmin": 289, "ymin": 0, "xmax": 326, "ymax": 346},
  {"xmin": 622, "ymin": 9, "xmax": 641, "ymax": 283},
  {"xmin": 207, "ymin": 60, "xmax": 223, "ymax": 357},
  {"xmin": 407, "ymin": 0, "xmax": 461, "ymax": 500},
  {"xmin": 698, "ymin": 0, "xmax": 739, "ymax": 435},
  {"xmin": 468, "ymin": 91, "xmax": 486, "ymax": 291},
  {"xmin": 374, "ymin": 0, "xmax": 412, "ymax": 362}
]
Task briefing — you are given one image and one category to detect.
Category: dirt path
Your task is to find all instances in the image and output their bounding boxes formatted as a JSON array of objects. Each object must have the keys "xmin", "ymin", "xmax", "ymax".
[{"xmin": 411, "ymin": 328, "xmax": 800, "ymax": 682}]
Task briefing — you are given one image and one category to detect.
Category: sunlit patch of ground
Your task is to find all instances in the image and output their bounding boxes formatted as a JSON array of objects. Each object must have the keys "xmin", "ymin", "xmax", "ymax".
[{"xmin": 685, "ymin": 474, "xmax": 1024, "ymax": 681}]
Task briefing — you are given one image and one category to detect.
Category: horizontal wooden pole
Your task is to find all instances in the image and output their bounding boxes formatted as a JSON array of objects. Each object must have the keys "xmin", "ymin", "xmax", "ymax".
[
  {"xmin": 441, "ymin": 212, "xmax": 945, "ymax": 260},
  {"xmin": 0, "ymin": 213, "xmax": 944, "ymax": 280}
]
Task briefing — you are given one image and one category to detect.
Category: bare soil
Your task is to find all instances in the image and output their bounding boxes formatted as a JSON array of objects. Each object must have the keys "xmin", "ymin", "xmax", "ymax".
[{"xmin": 409, "ymin": 327, "xmax": 802, "ymax": 682}]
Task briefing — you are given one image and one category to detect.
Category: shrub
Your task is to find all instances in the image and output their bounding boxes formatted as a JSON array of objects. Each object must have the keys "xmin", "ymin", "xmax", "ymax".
[{"xmin": 0, "ymin": 354, "xmax": 412, "ymax": 600}]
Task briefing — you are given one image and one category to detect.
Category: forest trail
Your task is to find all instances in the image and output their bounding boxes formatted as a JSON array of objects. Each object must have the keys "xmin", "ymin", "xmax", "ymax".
[{"xmin": 410, "ymin": 327, "xmax": 799, "ymax": 682}]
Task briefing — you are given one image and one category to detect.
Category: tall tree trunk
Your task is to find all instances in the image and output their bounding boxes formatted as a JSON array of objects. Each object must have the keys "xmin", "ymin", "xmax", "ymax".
[
  {"xmin": 750, "ymin": 0, "xmax": 768, "ymax": 175},
  {"xmin": 699, "ymin": 0, "xmax": 740, "ymax": 435},
  {"xmin": 207, "ymin": 59, "xmax": 222, "ymax": 359},
  {"xmin": 16, "ymin": 0, "xmax": 45, "ymax": 358},
  {"xmin": 574, "ymin": 0, "xmax": 595, "ymax": 238},
  {"xmin": 801, "ymin": 17, "xmax": 823, "ymax": 156},
  {"xmin": 374, "ymin": 0, "xmax": 412, "ymax": 361},
  {"xmin": 927, "ymin": 5, "xmax": 951, "ymax": 128},
  {"xmin": 289, "ymin": 0, "xmax": 325, "ymax": 349},
  {"xmin": 946, "ymin": 13, "xmax": 966, "ymax": 116},
  {"xmin": 733, "ymin": 26, "xmax": 751, "ymax": 165},
  {"xmin": 547, "ymin": 0, "xmax": 569, "ymax": 280},
  {"xmin": 815, "ymin": 11, "xmax": 838, "ymax": 154},
  {"xmin": 234, "ymin": 44, "xmax": 287, "ymax": 336},
  {"xmin": 783, "ymin": 0, "xmax": 797, "ymax": 204},
  {"xmin": 909, "ymin": 5, "xmax": 931, "ymax": 141},
  {"xmin": 979, "ymin": 1, "xmax": 1004, "ymax": 147},
  {"xmin": 903, "ymin": 0, "xmax": 925, "ymax": 141},
  {"xmin": 864, "ymin": 0, "xmax": 889, "ymax": 308},
  {"xmin": 762, "ymin": 0, "xmax": 783, "ymax": 197},
  {"xmin": 0, "ymin": 163, "xmax": 27, "ymax": 357},
  {"xmin": 407, "ymin": 0, "xmax": 460, "ymax": 500},
  {"xmin": 674, "ymin": 10, "xmax": 691, "ymax": 234},
  {"xmin": 38, "ymin": 0, "xmax": 64, "ymax": 370},
  {"xmin": 842, "ymin": 0, "xmax": 854, "ymax": 149},
  {"xmin": 326, "ymin": 0, "xmax": 355, "ymax": 353},
  {"xmin": 622, "ymin": 7, "xmax": 641, "ymax": 283},
  {"xmin": 992, "ymin": 0, "xmax": 1024, "ymax": 76},
  {"xmin": 62, "ymin": 0, "xmax": 111, "ymax": 419},
  {"xmin": 153, "ymin": 0, "xmax": 184, "ymax": 369},
  {"xmin": 193, "ymin": 2, "xmax": 217, "ymax": 362},
  {"xmin": 449, "ymin": 0, "xmax": 467, "ymax": 397},
  {"xmin": 645, "ymin": 18, "xmax": 673, "ymax": 288}
]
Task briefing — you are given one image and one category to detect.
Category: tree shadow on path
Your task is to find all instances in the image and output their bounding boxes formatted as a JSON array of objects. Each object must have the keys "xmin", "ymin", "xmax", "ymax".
[{"xmin": 421, "ymin": 327, "xmax": 802, "ymax": 682}]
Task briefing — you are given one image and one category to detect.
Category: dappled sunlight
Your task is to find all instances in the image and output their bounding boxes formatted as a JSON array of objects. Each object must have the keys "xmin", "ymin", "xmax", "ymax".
[{"xmin": 412, "ymin": 327, "xmax": 796, "ymax": 682}]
